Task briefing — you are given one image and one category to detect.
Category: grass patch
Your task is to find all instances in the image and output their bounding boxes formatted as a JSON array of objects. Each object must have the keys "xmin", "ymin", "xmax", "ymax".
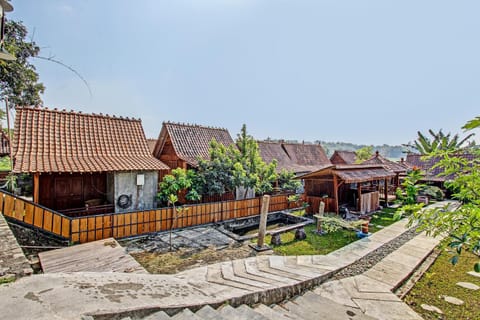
[
  {"xmin": 254, "ymin": 208, "xmax": 399, "ymax": 256},
  {"xmin": 404, "ymin": 247, "xmax": 480, "ymax": 319}
]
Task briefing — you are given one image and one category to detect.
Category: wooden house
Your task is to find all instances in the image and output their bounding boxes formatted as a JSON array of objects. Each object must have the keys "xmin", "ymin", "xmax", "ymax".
[
  {"xmin": 152, "ymin": 122, "xmax": 235, "ymax": 170},
  {"xmin": 257, "ymin": 141, "xmax": 331, "ymax": 175},
  {"xmin": 0, "ymin": 130, "xmax": 9, "ymax": 157},
  {"xmin": 298, "ymin": 164, "xmax": 395, "ymax": 214},
  {"xmin": 405, "ymin": 153, "xmax": 475, "ymax": 187},
  {"xmin": 362, "ymin": 151, "xmax": 408, "ymax": 201},
  {"xmin": 330, "ymin": 150, "xmax": 357, "ymax": 165},
  {"xmin": 12, "ymin": 107, "xmax": 170, "ymax": 215}
]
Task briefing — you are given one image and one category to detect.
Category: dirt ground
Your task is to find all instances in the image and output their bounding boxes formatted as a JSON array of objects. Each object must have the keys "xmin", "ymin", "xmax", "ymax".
[{"xmin": 131, "ymin": 242, "xmax": 257, "ymax": 274}]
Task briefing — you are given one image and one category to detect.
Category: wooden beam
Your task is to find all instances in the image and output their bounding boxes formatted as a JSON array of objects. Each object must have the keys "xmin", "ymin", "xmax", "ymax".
[
  {"xmin": 384, "ymin": 178, "xmax": 389, "ymax": 207},
  {"xmin": 33, "ymin": 173, "xmax": 40, "ymax": 204},
  {"xmin": 357, "ymin": 183, "xmax": 362, "ymax": 211},
  {"xmin": 333, "ymin": 175, "xmax": 339, "ymax": 214}
]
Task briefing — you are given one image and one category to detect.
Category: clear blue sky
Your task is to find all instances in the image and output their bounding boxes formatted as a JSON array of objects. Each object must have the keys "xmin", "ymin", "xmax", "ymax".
[{"xmin": 9, "ymin": 0, "xmax": 479, "ymax": 145}]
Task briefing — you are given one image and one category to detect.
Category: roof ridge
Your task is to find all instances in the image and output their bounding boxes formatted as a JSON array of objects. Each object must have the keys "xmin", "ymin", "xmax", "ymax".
[
  {"xmin": 163, "ymin": 120, "xmax": 229, "ymax": 131},
  {"xmin": 15, "ymin": 106, "xmax": 142, "ymax": 122}
]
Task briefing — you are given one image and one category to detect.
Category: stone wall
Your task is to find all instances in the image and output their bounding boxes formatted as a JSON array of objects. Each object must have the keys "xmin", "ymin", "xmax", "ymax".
[
  {"xmin": 112, "ymin": 171, "xmax": 158, "ymax": 213},
  {"xmin": 0, "ymin": 214, "xmax": 32, "ymax": 281}
]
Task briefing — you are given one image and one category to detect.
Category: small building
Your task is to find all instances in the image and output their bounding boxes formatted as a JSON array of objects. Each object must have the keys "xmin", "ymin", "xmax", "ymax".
[
  {"xmin": 330, "ymin": 150, "xmax": 357, "ymax": 165},
  {"xmin": 298, "ymin": 164, "xmax": 396, "ymax": 214},
  {"xmin": 362, "ymin": 151, "xmax": 408, "ymax": 200},
  {"xmin": 405, "ymin": 153, "xmax": 475, "ymax": 187},
  {"xmin": 12, "ymin": 107, "xmax": 170, "ymax": 215},
  {"xmin": 258, "ymin": 141, "xmax": 331, "ymax": 175},
  {"xmin": 152, "ymin": 122, "xmax": 235, "ymax": 170}
]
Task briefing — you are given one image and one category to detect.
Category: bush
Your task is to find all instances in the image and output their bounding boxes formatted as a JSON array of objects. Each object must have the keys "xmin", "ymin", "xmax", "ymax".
[{"xmin": 419, "ymin": 185, "xmax": 444, "ymax": 200}]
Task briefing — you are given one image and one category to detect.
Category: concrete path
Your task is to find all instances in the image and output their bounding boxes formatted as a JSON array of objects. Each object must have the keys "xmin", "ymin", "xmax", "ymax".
[{"xmin": 0, "ymin": 201, "xmax": 458, "ymax": 320}]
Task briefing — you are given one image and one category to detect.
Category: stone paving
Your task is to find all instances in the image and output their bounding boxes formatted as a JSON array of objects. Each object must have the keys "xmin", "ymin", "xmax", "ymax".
[
  {"xmin": 0, "ymin": 201, "xmax": 459, "ymax": 320},
  {"xmin": 0, "ymin": 214, "xmax": 32, "ymax": 282}
]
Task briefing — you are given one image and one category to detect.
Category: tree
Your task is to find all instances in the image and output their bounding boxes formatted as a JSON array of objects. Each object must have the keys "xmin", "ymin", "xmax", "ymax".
[
  {"xmin": 195, "ymin": 125, "xmax": 278, "ymax": 199},
  {"xmin": 408, "ymin": 118, "xmax": 480, "ymax": 272},
  {"xmin": 234, "ymin": 124, "xmax": 277, "ymax": 198},
  {"xmin": 157, "ymin": 168, "xmax": 200, "ymax": 251},
  {"xmin": 277, "ymin": 169, "xmax": 301, "ymax": 192},
  {"xmin": 355, "ymin": 145, "xmax": 373, "ymax": 163},
  {"xmin": 404, "ymin": 129, "xmax": 475, "ymax": 155},
  {"xmin": 0, "ymin": 19, "xmax": 45, "ymax": 111}
]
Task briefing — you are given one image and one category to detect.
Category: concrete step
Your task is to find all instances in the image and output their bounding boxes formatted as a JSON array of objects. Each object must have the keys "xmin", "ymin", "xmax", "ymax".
[
  {"xmin": 235, "ymin": 304, "xmax": 270, "ymax": 320},
  {"xmin": 253, "ymin": 303, "xmax": 302, "ymax": 319},
  {"xmin": 271, "ymin": 304, "xmax": 304, "ymax": 319},
  {"xmin": 220, "ymin": 261, "xmax": 273, "ymax": 289},
  {"xmin": 171, "ymin": 309, "xmax": 202, "ymax": 320},
  {"xmin": 195, "ymin": 305, "xmax": 227, "ymax": 320},
  {"xmin": 255, "ymin": 256, "xmax": 308, "ymax": 281},
  {"xmin": 143, "ymin": 310, "xmax": 172, "ymax": 320},
  {"xmin": 217, "ymin": 305, "xmax": 246, "ymax": 320},
  {"xmin": 292, "ymin": 291, "xmax": 375, "ymax": 319},
  {"xmin": 206, "ymin": 263, "xmax": 259, "ymax": 292}
]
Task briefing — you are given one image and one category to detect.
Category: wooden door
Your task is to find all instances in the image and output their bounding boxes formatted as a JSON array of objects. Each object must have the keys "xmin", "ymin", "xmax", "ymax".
[{"xmin": 54, "ymin": 176, "xmax": 84, "ymax": 210}]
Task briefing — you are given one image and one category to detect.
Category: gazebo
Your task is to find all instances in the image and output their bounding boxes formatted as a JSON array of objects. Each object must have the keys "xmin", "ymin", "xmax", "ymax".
[{"xmin": 298, "ymin": 164, "xmax": 396, "ymax": 214}]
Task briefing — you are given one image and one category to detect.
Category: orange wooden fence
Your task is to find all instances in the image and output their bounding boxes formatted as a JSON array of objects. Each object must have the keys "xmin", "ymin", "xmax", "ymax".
[{"xmin": 0, "ymin": 190, "xmax": 291, "ymax": 244}]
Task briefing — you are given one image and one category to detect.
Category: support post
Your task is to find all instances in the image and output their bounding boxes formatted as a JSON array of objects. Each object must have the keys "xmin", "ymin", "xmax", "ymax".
[
  {"xmin": 384, "ymin": 178, "xmax": 389, "ymax": 207},
  {"xmin": 257, "ymin": 195, "xmax": 270, "ymax": 248},
  {"xmin": 33, "ymin": 173, "xmax": 39, "ymax": 204},
  {"xmin": 357, "ymin": 183, "xmax": 362, "ymax": 212},
  {"xmin": 333, "ymin": 175, "xmax": 339, "ymax": 214}
]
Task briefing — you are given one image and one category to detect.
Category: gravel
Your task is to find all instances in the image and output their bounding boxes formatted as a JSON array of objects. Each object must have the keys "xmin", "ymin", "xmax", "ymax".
[{"xmin": 330, "ymin": 227, "xmax": 420, "ymax": 280}]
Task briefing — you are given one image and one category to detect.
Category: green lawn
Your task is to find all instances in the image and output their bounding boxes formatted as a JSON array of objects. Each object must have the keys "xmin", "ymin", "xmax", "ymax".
[
  {"xmin": 253, "ymin": 208, "xmax": 398, "ymax": 256},
  {"xmin": 404, "ymin": 247, "xmax": 480, "ymax": 319},
  {"xmin": 0, "ymin": 156, "xmax": 11, "ymax": 171}
]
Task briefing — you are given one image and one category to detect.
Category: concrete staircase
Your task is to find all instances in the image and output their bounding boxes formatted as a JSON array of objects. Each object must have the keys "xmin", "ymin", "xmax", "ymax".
[{"xmin": 108, "ymin": 227, "xmax": 438, "ymax": 320}]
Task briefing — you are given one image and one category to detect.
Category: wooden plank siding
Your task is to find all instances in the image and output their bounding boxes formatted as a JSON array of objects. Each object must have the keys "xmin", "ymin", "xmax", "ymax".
[{"xmin": 0, "ymin": 190, "xmax": 291, "ymax": 244}]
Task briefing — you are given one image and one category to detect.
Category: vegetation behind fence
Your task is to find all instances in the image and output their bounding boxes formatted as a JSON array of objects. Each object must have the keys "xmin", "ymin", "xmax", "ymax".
[{"xmin": 0, "ymin": 190, "xmax": 290, "ymax": 244}]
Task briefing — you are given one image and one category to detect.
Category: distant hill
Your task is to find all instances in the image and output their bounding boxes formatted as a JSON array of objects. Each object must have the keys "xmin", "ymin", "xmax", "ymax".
[
  {"xmin": 315, "ymin": 140, "xmax": 406, "ymax": 160},
  {"xmin": 261, "ymin": 138, "xmax": 407, "ymax": 160}
]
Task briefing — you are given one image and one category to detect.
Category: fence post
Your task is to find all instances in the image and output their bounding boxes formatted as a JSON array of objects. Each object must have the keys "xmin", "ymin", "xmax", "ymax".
[{"xmin": 255, "ymin": 195, "xmax": 270, "ymax": 250}]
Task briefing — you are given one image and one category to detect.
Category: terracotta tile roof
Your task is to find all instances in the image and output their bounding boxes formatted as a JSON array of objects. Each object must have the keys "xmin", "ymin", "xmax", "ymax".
[
  {"xmin": 298, "ymin": 164, "xmax": 395, "ymax": 183},
  {"xmin": 282, "ymin": 142, "xmax": 331, "ymax": 167},
  {"xmin": 0, "ymin": 131, "xmax": 10, "ymax": 157},
  {"xmin": 154, "ymin": 122, "xmax": 235, "ymax": 167},
  {"xmin": 330, "ymin": 150, "xmax": 357, "ymax": 164},
  {"xmin": 258, "ymin": 141, "xmax": 331, "ymax": 173},
  {"xmin": 12, "ymin": 107, "xmax": 170, "ymax": 173},
  {"xmin": 362, "ymin": 151, "xmax": 407, "ymax": 173},
  {"xmin": 405, "ymin": 153, "xmax": 476, "ymax": 181}
]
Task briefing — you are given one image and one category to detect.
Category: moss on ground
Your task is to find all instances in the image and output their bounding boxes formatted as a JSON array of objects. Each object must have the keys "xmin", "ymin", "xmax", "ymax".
[{"xmin": 404, "ymin": 248, "xmax": 480, "ymax": 320}]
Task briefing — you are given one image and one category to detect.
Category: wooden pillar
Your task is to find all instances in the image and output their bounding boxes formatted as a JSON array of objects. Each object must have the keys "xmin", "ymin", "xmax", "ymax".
[
  {"xmin": 333, "ymin": 175, "xmax": 339, "ymax": 214},
  {"xmin": 256, "ymin": 195, "xmax": 271, "ymax": 249},
  {"xmin": 384, "ymin": 178, "xmax": 389, "ymax": 207},
  {"xmin": 33, "ymin": 173, "xmax": 39, "ymax": 204},
  {"xmin": 357, "ymin": 183, "xmax": 362, "ymax": 211}
]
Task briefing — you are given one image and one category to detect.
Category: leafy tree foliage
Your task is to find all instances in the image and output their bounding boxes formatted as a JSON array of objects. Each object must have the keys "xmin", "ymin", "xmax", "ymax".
[
  {"xmin": 408, "ymin": 118, "xmax": 480, "ymax": 272},
  {"xmin": 355, "ymin": 145, "xmax": 373, "ymax": 163},
  {"xmin": 1, "ymin": 19, "xmax": 45, "ymax": 110},
  {"xmin": 157, "ymin": 168, "xmax": 200, "ymax": 205},
  {"xmin": 195, "ymin": 125, "xmax": 278, "ymax": 198},
  {"xmin": 404, "ymin": 129, "xmax": 475, "ymax": 155},
  {"xmin": 278, "ymin": 169, "xmax": 301, "ymax": 192}
]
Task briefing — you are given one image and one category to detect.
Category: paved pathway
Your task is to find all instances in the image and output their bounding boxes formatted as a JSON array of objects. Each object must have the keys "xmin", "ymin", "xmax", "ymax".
[{"xmin": 0, "ymin": 201, "xmax": 458, "ymax": 320}]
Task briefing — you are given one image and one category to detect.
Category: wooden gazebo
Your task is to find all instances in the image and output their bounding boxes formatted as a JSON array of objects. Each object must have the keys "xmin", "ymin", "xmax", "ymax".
[{"xmin": 298, "ymin": 164, "xmax": 396, "ymax": 214}]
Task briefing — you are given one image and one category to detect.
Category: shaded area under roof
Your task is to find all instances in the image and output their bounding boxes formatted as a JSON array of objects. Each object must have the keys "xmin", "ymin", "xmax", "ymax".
[{"xmin": 12, "ymin": 107, "xmax": 170, "ymax": 173}]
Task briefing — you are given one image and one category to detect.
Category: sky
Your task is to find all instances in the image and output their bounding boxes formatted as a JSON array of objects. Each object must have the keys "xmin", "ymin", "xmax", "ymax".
[{"xmin": 8, "ymin": 0, "xmax": 480, "ymax": 145}]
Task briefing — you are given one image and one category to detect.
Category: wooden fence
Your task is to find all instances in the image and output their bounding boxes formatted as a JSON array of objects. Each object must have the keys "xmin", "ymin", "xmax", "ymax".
[{"xmin": 0, "ymin": 190, "xmax": 290, "ymax": 244}]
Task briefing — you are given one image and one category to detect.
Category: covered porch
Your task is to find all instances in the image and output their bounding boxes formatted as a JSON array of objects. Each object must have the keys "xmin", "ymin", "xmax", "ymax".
[{"xmin": 299, "ymin": 164, "xmax": 396, "ymax": 214}]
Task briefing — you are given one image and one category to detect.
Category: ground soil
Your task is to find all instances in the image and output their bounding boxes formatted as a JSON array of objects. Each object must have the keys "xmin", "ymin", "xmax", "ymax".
[{"xmin": 131, "ymin": 242, "xmax": 257, "ymax": 274}]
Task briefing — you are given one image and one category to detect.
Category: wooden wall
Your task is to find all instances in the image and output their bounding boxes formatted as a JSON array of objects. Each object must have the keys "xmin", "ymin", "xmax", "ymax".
[
  {"xmin": 0, "ymin": 190, "xmax": 290, "ymax": 244},
  {"xmin": 39, "ymin": 173, "xmax": 107, "ymax": 211}
]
